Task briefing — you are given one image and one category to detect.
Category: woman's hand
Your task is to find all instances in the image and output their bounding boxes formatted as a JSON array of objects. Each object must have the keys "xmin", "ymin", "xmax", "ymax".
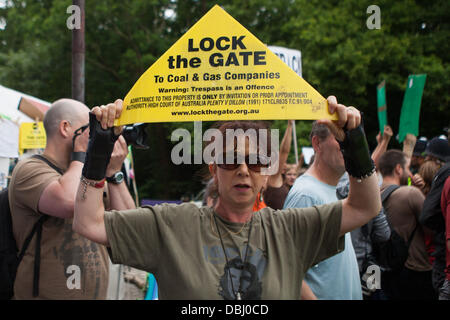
[
  {"xmin": 383, "ymin": 125, "xmax": 393, "ymax": 140},
  {"xmin": 317, "ymin": 96, "xmax": 361, "ymax": 141},
  {"xmin": 412, "ymin": 173, "xmax": 425, "ymax": 190},
  {"xmin": 91, "ymin": 99, "xmax": 124, "ymax": 136}
]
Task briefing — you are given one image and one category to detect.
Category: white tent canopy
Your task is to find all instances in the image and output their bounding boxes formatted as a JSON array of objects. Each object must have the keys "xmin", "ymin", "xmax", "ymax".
[
  {"xmin": 0, "ymin": 84, "xmax": 50, "ymax": 123},
  {"xmin": 0, "ymin": 84, "xmax": 51, "ymax": 157},
  {"xmin": 0, "ymin": 84, "xmax": 51, "ymax": 188}
]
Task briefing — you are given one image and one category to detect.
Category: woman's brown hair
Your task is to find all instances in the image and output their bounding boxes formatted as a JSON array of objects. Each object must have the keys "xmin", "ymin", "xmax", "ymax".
[{"xmin": 418, "ymin": 160, "xmax": 441, "ymax": 195}]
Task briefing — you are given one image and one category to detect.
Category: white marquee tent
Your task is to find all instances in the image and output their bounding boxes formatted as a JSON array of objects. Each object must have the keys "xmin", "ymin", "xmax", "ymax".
[{"xmin": 0, "ymin": 84, "xmax": 51, "ymax": 188}]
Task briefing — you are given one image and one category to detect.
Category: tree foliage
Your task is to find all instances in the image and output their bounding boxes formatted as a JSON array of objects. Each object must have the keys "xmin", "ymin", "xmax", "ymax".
[{"xmin": 0, "ymin": 0, "xmax": 448, "ymax": 200}]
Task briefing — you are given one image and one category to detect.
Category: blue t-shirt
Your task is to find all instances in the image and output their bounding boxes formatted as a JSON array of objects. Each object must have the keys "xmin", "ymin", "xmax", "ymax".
[{"xmin": 284, "ymin": 174, "xmax": 362, "ymax": 300}]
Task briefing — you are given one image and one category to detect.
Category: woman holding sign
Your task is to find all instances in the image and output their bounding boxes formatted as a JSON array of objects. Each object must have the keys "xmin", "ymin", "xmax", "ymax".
[{"xmin": 73, "ymin": 96, "xmax": 380, "ymax": 300}]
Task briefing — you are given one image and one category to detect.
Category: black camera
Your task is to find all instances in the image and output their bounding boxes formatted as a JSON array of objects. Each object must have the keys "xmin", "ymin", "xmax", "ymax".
[{"xmin": 122, "ymin": 123, "xmax": 149, "ymax": 149}]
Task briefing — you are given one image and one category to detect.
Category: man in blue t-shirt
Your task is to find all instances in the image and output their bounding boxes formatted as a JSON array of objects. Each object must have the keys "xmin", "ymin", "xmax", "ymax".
[{"xmin": 284, "ymin": 121, "xmax": 362, "ymax": 300}]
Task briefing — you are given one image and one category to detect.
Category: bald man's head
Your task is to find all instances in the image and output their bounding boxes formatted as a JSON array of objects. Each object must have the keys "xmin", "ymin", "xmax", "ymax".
[{"xmin": 44, "ymin": 99, "xmax": 90, "ymax": 139}]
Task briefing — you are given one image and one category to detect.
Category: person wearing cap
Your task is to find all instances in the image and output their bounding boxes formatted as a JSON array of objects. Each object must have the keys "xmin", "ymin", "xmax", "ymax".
[
  {"xmin": 411, "ymin": 137, "xmax": 428, "ymax": 174},
  {"xmin": 425, "ymin": 136, "xmax": 450, "ymax": 165},
  {"xmin": 421, "ymin": 130, "xmax": 450, "ymax": 299}
]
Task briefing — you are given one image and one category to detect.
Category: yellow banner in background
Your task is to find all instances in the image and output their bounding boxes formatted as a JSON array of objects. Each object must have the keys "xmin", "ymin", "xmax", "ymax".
[
  {"xmin": 19, "ymin": 122, "xmax": 46, "ymax": 153},
  {"xmin": 116, "ymin": 5, "xmax": 336, "ymax": 126}
]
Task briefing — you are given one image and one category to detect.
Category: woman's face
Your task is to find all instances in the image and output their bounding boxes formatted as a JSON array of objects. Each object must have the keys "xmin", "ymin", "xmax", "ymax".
[
  {"xmin": 284, "ymin": 168, "xmax": 297, "ymax": 187},
  {"xmin": 210, "ymin": 139, "xmax": 269, "ymax": 209}
]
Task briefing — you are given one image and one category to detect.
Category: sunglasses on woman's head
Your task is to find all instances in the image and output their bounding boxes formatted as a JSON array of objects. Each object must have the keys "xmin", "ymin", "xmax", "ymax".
[{"xmin": 216, "ymin": 153, "xmax": 270, "ymax": 172}]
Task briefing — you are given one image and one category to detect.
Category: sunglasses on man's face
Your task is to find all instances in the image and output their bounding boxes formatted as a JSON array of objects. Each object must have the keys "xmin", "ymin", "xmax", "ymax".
[
  {"xmin": 74, "ymin": 124, "xmax": 89, "ymax": 136},
  {"xmin": 216, "ymin": 153, "xmax": 270, "ymax": 172},
  {"xmin": 72, "ymin": 123, "xmax": 89, "ymax": 148}
]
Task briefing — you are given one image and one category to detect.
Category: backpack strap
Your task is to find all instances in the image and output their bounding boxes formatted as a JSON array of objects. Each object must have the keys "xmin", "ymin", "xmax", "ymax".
[
  {"xmin": 381, "ymin": 185, "xmax": 400, "ymax": 203},
  {"xmin": 380, "ymin": 185, "xmax": 399, "ymax": 229},
  {"xmin": 16, "ymin": 215, "xmax": 49, "ymax": 297},
  {"xmin": 31, "ymin": 154, "xmax": 64, "ymax": 175},
  {"xmin": 18, "ymin": 155, "xmax": 63, "ymax": 297},
  {"xmin": 32, "ymin": 215, "xmax": 47, "ymax": 297},
  {"xmin": 16, "ymin": 215, "xmax": 48, "ymax": 262}
]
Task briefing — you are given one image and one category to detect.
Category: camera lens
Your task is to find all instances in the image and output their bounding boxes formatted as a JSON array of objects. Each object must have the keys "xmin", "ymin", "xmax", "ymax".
[{"xmin": 122, "ymin": 123, "xmax": 149, "ymax": 149}]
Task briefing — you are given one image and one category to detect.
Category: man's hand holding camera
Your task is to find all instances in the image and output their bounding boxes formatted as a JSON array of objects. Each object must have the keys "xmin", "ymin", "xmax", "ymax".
[
  {"xmin": 106, "ymin": 136, "xmax": 128, "ymax": 179},
  {"xmin": 73, "ymin": 126, "xmax": 90, "ymax": 154}
]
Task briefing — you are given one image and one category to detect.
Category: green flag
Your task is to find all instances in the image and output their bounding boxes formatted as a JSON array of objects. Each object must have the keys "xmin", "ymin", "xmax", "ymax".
[
  {"xmin": 377, "ymin": 80, "xmax": 387, "ymax": 135},
  {"xmin": 398, "ymin": 74, "xmax": 427, "ymax": 143}
]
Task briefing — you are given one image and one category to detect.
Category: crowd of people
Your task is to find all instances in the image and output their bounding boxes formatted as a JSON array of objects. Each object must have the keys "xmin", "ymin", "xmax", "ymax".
[
  {"xmin": 4, "ymin": 95, "xmax": 450, "ymax": 300},
  {"xmin": 281, "ymin": 123, "xmax": 449, "ymax": 300}
]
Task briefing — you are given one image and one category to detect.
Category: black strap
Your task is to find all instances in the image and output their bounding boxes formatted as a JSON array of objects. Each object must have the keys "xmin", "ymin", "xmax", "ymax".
[
  {"xmin": 16, "ymin": 215, "xmax": 49, "ymax": 297},
  {"xmin": 381, "ymin": 185, "xmax": 400, "ymax": 203},
  {"xmin": 70, "ymin": 152, "xmax": 86, "ymax": 163},
  {"xmin": 17, "ymin": 215, "xmax": 48, "ymax": 262},
  {"xmin": 32, "ymin": 216, "xmax": 47, "ymax": 297},
  {"xmin": 17, "ymin": 155, "xmax": 63, "ymax": 297},
  {"xmin": 31, "ymin": 154, "xmax": 64, "ymax": 175},
  {"xmin": 380, "ymin": 184, "xmax": 399, "ymax": 231}
]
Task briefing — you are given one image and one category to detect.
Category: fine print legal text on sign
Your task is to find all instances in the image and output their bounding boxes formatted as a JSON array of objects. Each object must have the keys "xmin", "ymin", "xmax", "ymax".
[{"xmin": 116, "ymin": 5, "xmax": 335, "ymax": 125}]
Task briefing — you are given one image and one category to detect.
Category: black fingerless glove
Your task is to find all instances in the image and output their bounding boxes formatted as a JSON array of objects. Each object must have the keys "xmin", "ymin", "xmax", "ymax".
[
  {"xmin": 338, "ymin": 117, "xmax": 375, "ymax": 180},
  {"xmin": 82, "ymin": 113, "xmax": 119, "ymax": 180}
]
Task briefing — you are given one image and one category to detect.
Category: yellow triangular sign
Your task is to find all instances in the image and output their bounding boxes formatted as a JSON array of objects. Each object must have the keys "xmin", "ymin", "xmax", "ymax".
[{"xmin": 116, "ymin": 5, "xmax": 335, "ymax": 125}]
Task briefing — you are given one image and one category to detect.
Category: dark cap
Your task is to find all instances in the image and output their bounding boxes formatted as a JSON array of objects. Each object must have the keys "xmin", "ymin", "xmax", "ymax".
[
  {"xmin": 413, "ymin": 137, "xmax": 428, "ymax": 157},
  {"xmin": 425, "ymin": 136, "xmax": 450, "ymax": 162}
]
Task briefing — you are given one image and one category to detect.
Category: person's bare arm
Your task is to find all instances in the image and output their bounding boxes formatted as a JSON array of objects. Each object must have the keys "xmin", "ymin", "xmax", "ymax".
[
  {"xmin": 340, "ymin": 173, "xmax": 380, "ymax": 235},
  {"xmin": 73, "ymin": 100, "xmax": 124, "ymax": 246},
  {"xmin": 319, "ymin": 96, "xmax": 381, "ymax": 236},
  {"xmin": 38, "ymin": 127, "xmax": 89, "ymax": 218},
  {"xmin": 74, "ymin": 178, "xmax": 109, "ymax": 245},
  {"xmin": 371, "ymin": 125, "xmax": 393, "ymax": 169},
  {"xmin": 105, "ymin": 136, "xmax": 136, "ymax": 211},
  {"xmin": 301, "ymin": 281, "xmax": 317, "ymax": 300},
  {"xmin": 267, "ymin": 120, "xmax": 293, "ymax": 188},
  {"xmin": 403, "ymin": 133, "xmax": 417, "ymax": 160}
]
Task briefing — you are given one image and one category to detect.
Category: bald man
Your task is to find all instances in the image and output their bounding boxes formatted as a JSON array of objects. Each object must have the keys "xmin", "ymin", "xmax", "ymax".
[{"xmin": 8, "ymin": 99, "xmax": 135, "ymax": 299}]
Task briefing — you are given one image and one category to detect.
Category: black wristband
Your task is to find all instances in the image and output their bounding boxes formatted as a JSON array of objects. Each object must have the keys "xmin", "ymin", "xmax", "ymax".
[
  {"xmin": 338, "ymin": 118, "xmax": 375, "ymax": 180},
  {"xmin": 71, "ymin": 152, "xmax": 86, "ymax": 163},
  {"xmin": 82, "ymin": 113, "xmax": 119, "ymax": 180}
]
